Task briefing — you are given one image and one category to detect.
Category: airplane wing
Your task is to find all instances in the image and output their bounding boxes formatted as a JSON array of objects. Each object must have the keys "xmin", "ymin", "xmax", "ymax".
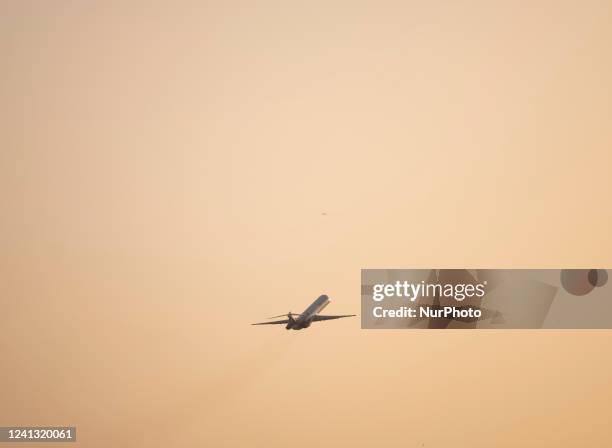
[
  {"xmin": 251, "ymin": 319, "xmax": 290, "ymax": 325},
  {"xmin": 311, "ymin": 314, "xmax": 356, "ymax": 321}
]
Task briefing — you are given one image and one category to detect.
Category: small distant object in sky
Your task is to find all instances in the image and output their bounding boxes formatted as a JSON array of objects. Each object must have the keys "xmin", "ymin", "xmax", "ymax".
[
  {"xmin": 321, "ymin": 212, "xmax": 327, "ymax": 215},
  {"xmin": 251, "ymin": 295, "xmax": 355, "ymax": 330}
]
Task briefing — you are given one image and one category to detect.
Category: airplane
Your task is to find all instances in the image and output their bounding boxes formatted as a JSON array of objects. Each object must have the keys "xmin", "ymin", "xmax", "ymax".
[{"xmin": 252, "ymin": 295, "xmax": 356, "ymax": 330}]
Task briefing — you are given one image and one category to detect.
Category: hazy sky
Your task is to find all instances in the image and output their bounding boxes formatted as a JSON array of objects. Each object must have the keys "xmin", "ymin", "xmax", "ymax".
[{"xmin": 2, "ymin": 2, "xmax": 612, "ymax": 447}]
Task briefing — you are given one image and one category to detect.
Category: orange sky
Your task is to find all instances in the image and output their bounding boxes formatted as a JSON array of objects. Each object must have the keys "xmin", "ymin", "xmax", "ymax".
[{"xmin": 1, "ymin": 2, "xmax": 611, "ymax": 447}]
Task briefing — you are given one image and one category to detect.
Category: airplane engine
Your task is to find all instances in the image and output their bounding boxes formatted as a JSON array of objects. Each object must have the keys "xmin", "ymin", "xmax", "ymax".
[{"xmin": 285, "ymin": 313, "xmax": 296, "ymax": 330}]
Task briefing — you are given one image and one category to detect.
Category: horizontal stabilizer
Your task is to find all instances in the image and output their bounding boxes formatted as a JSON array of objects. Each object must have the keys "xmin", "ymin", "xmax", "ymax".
[{"xmin": 267, "ymin": 313, "xmax": 301, "ymax": 319}]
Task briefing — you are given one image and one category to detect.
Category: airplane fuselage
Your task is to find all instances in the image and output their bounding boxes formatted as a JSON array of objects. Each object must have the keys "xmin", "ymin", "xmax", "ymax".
[{"xmin": 286, "ymin": 295, "xmax": 329, "ymax": 330}]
